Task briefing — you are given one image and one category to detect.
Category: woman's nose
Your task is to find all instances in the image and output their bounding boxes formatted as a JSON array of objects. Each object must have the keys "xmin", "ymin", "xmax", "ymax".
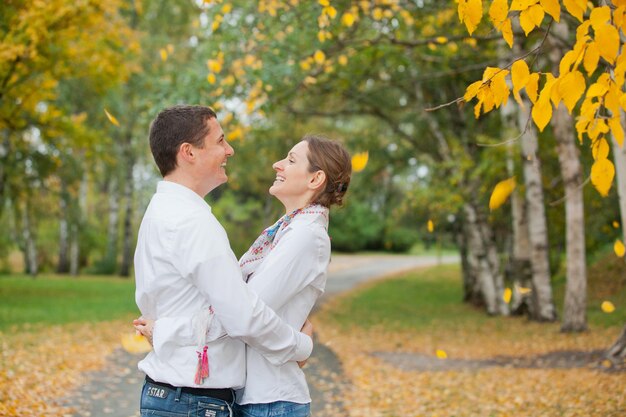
[{"xmin": 272, "ymin": 160, "xmax": 283, "ymax": 171}]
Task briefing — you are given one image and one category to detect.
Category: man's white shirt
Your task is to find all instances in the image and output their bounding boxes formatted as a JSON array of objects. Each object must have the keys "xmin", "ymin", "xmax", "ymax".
[{"xmin": 134, "ymin": 181, "xmax": 312, "ymax": 389}]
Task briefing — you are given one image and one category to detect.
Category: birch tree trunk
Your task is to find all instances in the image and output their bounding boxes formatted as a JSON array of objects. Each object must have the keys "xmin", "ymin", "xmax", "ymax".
[
  {"xmin": 605, "ymin": 324, "xmax": 626, "ymax": 366},
  {"xmin": 501, "ymin": 85, "xmax": 533, "ymax": 315},
  {"xmin": 518, "ymin": 103, "xmax": 557, "ymax": 321},
  {"xmin": 120, "ymin": 158, "xmax": 134, "ymax": 277},
  {"xmin": 553, "ymin": 102, "xmax": 588, "ymax": 332},
  {"xmin": 70, "ymin": 223, "xmax": 79, "ymax": 276},
  {"xmin": 612, "ymin": 109, "xmax": 626, "ymax": 246},
  {"xmin": 57, "ymin": 184, "xmax": 70, "ymax": 273},
  {"xmin": 548, "ymin": 21, "xmax": 588, "ymax": 332},
  {"xmin": 105, "ymin": 176, "xmax": 119, "ymax": 273},
  {"xmin": 21, "ymin": 200, "xmax": 38, "ymax": 276}
]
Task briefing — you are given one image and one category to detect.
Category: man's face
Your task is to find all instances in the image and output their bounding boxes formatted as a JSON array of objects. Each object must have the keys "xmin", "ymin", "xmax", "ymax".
[{"xmin": 194, "ymin": 118, "xmax": 234, "ymax": 193}]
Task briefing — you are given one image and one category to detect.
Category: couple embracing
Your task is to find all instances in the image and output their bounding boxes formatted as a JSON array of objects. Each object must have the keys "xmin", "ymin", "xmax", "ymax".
[{"xmin": 133, "ymin": 105, "xmax": 352, "ymax": 417}]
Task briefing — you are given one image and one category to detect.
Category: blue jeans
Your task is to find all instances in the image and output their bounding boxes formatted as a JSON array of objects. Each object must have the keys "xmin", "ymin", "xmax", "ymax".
[
  {"xmin": 235, "ymin": 401, "xmax": 310, "ymax": 417},
  {"xmin": 140, "ymin": 380, "xmax": 235, "ymax": 417}
]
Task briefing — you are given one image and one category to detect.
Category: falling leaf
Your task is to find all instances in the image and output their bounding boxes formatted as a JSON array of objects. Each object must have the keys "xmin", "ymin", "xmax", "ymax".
[
  {"xmin": 351, "ymin": 151, "xmax": 369, "ymax": 172},
  {"xmin": 615, "ymin": 240, "xmax": 626, "ymax": 257},
  {"xmin": 503, "ymin": 288, "xmax": 512, "ymax": 304},
  {"xmin": 601, "ymin": 301, "xmax": 616, "ymax": 313},
  {"xmin": 489, "ymin": 177, "xmax": 516, "ymax": 211},
  {"xmin": 121, "ymin": 333, "xmax": 153, "ymax": 353},
  {"xmin": 427, "ymin": 219, "xmax": 434, "ymax": 233},
  {"xmin": 435, "ymin": 349, "xmax": 447, "ymax": 359},
  {"xmin": 104, "ymin": 108, "xmax": 120, "ymax": 126}
]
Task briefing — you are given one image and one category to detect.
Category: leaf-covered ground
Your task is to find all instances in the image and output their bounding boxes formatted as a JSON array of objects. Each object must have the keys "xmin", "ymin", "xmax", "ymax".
[
  {"xmin": 313, "ymin": 264, "xmax": 626, "ymax": 417},
  {"xmin": 0, "ymin": 320, "xmax": 128, "ymax": 416}
]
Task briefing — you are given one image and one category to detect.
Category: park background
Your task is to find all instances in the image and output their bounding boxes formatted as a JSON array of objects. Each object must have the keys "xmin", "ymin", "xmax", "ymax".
[{"xmin": 1, "ymin": 0, "xmax": 626, "ymax": 415}]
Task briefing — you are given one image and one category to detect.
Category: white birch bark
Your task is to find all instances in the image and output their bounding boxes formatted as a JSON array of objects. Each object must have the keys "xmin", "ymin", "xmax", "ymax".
[
  {"xmin": 553, "ymin": 103, "xmax": 588, "ymax": 331},
  {"xmin": 518, "ymin": 103, "xmax": 557, "ymax": 321}
]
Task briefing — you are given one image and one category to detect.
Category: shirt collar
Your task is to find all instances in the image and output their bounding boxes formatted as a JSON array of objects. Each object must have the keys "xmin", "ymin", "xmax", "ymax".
[{"xmin": 156, "ymin": 180, "xmax": 212, "ymax": 212}]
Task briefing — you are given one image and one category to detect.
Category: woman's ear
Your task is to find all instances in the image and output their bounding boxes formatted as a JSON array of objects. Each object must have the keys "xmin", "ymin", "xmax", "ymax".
[{"xmin": 308, "ymin": 170, "xmax": 326, "ymax": 191}]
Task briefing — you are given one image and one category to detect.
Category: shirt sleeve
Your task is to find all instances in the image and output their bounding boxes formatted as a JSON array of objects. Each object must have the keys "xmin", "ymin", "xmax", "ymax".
[
  {"xmin": 172, "ymin": 213, "xmax": 312, "ymax": 365},
  {"xmin": 247, "ymin": 224, "xmax": 329, "ymax": 312}
]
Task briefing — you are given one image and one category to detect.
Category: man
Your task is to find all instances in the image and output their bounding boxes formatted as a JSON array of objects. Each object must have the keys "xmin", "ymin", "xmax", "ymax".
[{"xmin": 133, "ymin": 105, "xmax": 312, "ymax": 417}]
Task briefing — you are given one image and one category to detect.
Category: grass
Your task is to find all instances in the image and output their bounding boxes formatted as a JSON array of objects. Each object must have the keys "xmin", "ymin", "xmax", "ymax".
[
  {"xmin": 322, "ymin": 262, "xmax": 626, "ymax": 331},
  {"xmin": 0, "ymin": 274, "xmax": 138, "ymax": 331}
]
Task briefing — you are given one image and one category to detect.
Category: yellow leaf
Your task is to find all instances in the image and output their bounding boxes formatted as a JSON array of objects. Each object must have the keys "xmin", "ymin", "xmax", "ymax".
[
  {"xmin": 207, "ymin": 73, "xmax": 216, "ymax": 84},
  {"xmin": 589, "ymin": 5, "xmax": 611, "ymax": 30},
  {"xmin": 436, "ymin": 36, "xmax": 448, "ymax": 44},
  {"xmin": 518, "ymin": 286, "xmax": 532, "ymax": 294},
  {"xmin": 503, "ymin": 288, "xmax": 512, "ymax": 303},
  {"xmin": 510, "ymin": 0, "xmax": 532, "ymax": 11},
  {"xmin": 489, "ymin": 0, "xmax": 509, "ymax": 26},
  {"xmin": 595, "ymin": 24, "xmax": 620, "ymax": 64},
  {"xmin": 104, "ymin": 109, "xmax": 120, "ymax": 127},
  {"xmin": 601, "ymin": 300, "xmax": 616, "ymax": 313},
  {"xmin": 159, "ymin": 48, "xmax": 168, "ymax": 61},
  {"xmin": 351, "ymin": 151, "xmax": 369, "ymax": 172},
  {"xmin": 583, "ymin": 42, "xmax": 600, "ymax": 75},
  {"xmin": 338, "ymin": 55, "xmax": 348, "ymax": 66},
  {"xmin": 325, "ymin": 6, "xmax": 337, "ymax": 19},
  {"xmin": 317, "ymin": 31, "xmax": 327, "ymax": 42},
  {"xmin": 490, "ymin": 69, "xmax": 510, "ymax": 108},
  {"xmin": 303, "ymin": 76, "xmax": 317, "ymax": 85},
  {"xmin": 590, "ymin": 157, "xmax": 615, "ymax": 197},
  {"xmin": 372, "ymin": 8, "xmax": 384, "ymax": 20},
  {"xmin": 613, "ymin": 221, "xmax": 620, "ymax": 228},
  {"xmin": 527, "ymin": 4, "xmax": 544, "ymax": 26},
  {"xmin": 614, "ymin": 240, "xmax": 626, "ymax": 257},
  {"xmin": 120, "ymin": 333, "xmax": 152, "ymax": 354},
  {"xmin": 511, "ymin": 60, "xmax": 530, "ymax": 95},
  {"xmin": 427, "ymin": 219, "xmax": 434, "ymax": 233},
  {"xmin": 592, "ymin": 138, "xmax": 610, "ymax": 160},
  {"xmin": 540, "ymin": 0, "xmax": 560, "ymax": 21},
  {"xmin": 587, "ymin": 82, "xmax": 608, "ymax": 99},
  {"xmin": 435, "ymin": 349, "xmax": 447, "ymax": 359},
  {"xmin": 314, "ymin": 50, "xmax": 326, "ymax": 64},
  {"xmin": 341, "ymin": 12, "xmax": 355, "ymax": 27},
  {"xmin": 489, "ymin": 177, "xmax": 516, "ymax": 210},
  {"xmin": 558, "ymin": 71, "xmax": 585, "ymax": 113},
  {"xmin": 459, "ymin": 0, "xmax": 483, "ymax": 35},
  {"xmin": 563, "ymin": 0, "xmax": 585, "ymax": 22},
  {"xmin": 519, "ymin": 8, "xmax": 536, "ymax": 35},
  {"xmin": 318, "ymin": 0, "xmax": 330, "ymax": 6},
  {"xmin": 526, "ymin": 72, "xmax": 540, "ymax": 103},
  {"xmin": 222, "ymin": 3, "xmax": 232, "ymax": 13},
  {"xmin": 464, "ymin": 80, "xmax": 484, "ymax": 101},
  {"xmin": 501, "ymin": 18, "xmax": 514, "ymax": 47},
  {"xmin": 609, "ymin": 117, "xmax": 624, "ymax": 147}
]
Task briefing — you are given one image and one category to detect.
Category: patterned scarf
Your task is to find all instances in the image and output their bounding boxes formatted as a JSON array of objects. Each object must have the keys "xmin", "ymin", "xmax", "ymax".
[{"xmin": 239, "ymin": 204, "xmax": 328, "ymax": 280}]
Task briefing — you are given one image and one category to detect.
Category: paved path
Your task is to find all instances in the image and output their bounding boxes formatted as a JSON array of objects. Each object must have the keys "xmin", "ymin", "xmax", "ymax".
[{"xmin": 61, "ymin": 253, "xmax": 457, "ymax": 417}]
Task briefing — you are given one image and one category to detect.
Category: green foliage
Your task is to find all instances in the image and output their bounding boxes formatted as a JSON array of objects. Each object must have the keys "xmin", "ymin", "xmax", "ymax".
[
  {"xmin": 0, "ymin": 275, "xmax": 138, "ymax": 330},
  {"xmin": 329, "ymin": 200, "xmax": 385, "ymax": 252}
]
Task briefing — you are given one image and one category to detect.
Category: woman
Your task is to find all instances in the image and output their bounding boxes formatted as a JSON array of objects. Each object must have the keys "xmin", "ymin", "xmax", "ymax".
[{"xmin": 234, "ymin": 135, "xmax": 351, "ymax": 417}]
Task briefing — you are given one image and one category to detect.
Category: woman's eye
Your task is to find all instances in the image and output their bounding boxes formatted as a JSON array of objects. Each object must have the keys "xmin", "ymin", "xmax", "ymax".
[{"xmin": 288, "ymin": 159, "xmax": 295, "ymax": 163}]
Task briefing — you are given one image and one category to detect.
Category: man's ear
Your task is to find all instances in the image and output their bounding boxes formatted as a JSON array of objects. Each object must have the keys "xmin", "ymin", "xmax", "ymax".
[
  {"xmin": 178, "ymin": 142, "xmax": 195, "ymax": 164},
  {"xmin": 308, "ymin": 170, "xmax": 326, "ymax": 192}
]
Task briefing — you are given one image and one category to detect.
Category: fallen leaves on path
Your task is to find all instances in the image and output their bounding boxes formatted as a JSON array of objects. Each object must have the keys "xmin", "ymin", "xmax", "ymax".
[
  {"xmin": 0, "ymin": 319, "xmax": 132, "ymax": 416},
  {"xmin": 313, "ymin": 313, "xmax": 626, "ymax": 417}
]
